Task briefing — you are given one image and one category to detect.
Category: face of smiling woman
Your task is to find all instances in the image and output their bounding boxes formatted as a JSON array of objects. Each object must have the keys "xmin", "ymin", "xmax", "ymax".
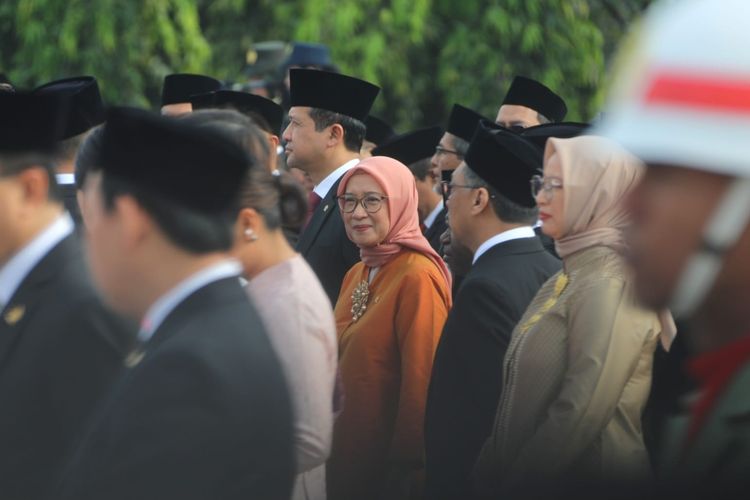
[{"xmin": 340, "ymin": 173, "xmax": 390, "ymax": 248}]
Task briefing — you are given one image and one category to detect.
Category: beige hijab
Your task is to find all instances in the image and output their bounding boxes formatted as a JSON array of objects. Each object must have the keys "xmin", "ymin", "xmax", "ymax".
[
  {"xmin": 547, "ymin": 136, "xmax": 642, "ymax": 259},
  {"xmin": 545, "ymin": 136, "xmax": 677, "ymax": 350}
]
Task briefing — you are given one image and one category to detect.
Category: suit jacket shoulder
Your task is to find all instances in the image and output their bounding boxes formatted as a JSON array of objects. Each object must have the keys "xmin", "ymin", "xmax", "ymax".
[
  {"xmin": 0, "ymin": 234, "xmax": 130, "ymax": 500},
  {"xmin": 58, "ymin": 277, "xmax": 295, "ymax": 500}
]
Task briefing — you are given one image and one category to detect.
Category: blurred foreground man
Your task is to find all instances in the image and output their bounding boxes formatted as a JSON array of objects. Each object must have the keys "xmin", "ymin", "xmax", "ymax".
[
  {"xmin": 57, "ymin": 108, "xmax": 294, "ymax": 500},
  {"xmin": 598, "ymin": 0, "xmax": 750, "ymax": 496},
  {"xmin": 0, "ymin": 93, "xmax": 128, "ymax": 500}
]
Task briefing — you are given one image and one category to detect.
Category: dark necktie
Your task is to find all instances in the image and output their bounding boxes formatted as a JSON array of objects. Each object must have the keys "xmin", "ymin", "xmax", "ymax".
[{"xmin": 304, "ymin": 191, "xmax": 323, "ymax": 230}]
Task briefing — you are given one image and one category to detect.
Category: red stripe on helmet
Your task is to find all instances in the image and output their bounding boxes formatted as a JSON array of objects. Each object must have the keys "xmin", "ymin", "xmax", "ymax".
[{"xmin": 645, "ymin": 72, "xmax": 750, "ymax": 113}]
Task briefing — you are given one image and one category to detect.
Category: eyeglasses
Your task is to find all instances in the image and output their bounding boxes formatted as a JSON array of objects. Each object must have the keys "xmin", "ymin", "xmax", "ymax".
[
  {"xmin": 337, "ymin": 194, "xmax": 388, "ymax": 214},
  {"xmin": 530, "ymin": 175, "xmax": 563, "ymax": 201},
  {"xmin": 441, "ymin": 181, "xmax": 481, "ymax": 200},
  {"xmin": 434, "ymin": 145, "xmax": 463, "ymax": 158}
]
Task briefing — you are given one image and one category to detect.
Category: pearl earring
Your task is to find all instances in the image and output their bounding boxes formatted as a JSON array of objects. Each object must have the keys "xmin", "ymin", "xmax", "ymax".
[{"xmin": 244, "ymin": 228, "xmax": 258, "ymax": 242}]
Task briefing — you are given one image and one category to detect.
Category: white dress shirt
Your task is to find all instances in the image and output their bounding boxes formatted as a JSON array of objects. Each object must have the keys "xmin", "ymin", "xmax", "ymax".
[
  {"xmin": 472, "ymin": 226, "xmax": 536, "ymax": 265},
  {"xmin": 0, "ymin": 213, "xmax": 74, "ymax": 308},
  {"xmin": 55, "ymin": 173, "xmax": 76, "ymax": 185},
  {"xmin": 423, "ymin": 199, "xmax": 445, "ymax": 230},
  {"xmin": 313, "ymin": 158, "xmax": 360, "ymax": 199},
  {"xmin": 138, "ymin": 260, "xmax": 243, "ymax": 343}
]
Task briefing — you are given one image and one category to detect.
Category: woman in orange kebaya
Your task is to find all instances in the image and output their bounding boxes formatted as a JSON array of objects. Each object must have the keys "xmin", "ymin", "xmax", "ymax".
[{"xmin": 327, "ymin": 156, "xmax": 452, "ymax": 500}]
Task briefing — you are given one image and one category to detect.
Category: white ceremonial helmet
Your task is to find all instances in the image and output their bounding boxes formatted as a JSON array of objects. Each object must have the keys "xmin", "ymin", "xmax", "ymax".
[{"xmin": 595, "ymin": 0, "xmax": 750, "ymax": 317}]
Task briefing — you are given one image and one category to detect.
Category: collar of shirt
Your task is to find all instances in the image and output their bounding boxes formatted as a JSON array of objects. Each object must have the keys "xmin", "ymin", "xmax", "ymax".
[
  {"xmin": 0, "ymin": 213, "xmax": 74, "ymax": 308},
  {"xmin": 138, "ymin": 259, "xmax": 243, "ymax": 343},
  {"xmin": 423, "ymin": 199, "xmax": 444, "ymax": 230},
  {"xmin": 55, "ymin": 173, "xmax": 76, "ymax": 185},
  {"xmin": 472, "ymin": 226, "xmax": 536, "ymax": 265},
  {"xmin": 312, "ymin": 158, "xmax": 360, "ymax": 199}
]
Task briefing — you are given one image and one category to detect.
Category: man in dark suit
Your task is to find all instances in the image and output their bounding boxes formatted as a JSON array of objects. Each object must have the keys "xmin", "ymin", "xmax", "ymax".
[
  {"xmin": 284, "ymin": 69, "xmax": 380, "ymax": 303},
  {"xmin": 56, "ymin": 107, "xmax": 294, "ymax": 500},
  {"xmin": 0, "ymin": 93, "xmax": 130, "ymax": 500},
  {"xmin": 431, "ymin": 104, "xmax": 493, "ymax": 292},
  {"xmin": 33, "ymin": 76, "xmax": 106, "ymax": 230},
  {"xmin": 425, "ymin": 122, "xmax": 561, "ymax": 499},
  {"xmin": 372, "ymin": 126, "xmax": 445, "ymax": 251}
]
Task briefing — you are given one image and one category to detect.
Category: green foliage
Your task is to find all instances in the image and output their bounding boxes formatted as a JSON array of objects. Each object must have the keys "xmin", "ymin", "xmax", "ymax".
[{"xmin": 0, "ymin": 0, "xmax": 652, "ymax": 125}]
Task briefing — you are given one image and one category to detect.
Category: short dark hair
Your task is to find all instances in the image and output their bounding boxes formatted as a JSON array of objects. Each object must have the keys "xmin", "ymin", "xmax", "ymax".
[
  {"xmin": 407, "ymin": 158, "xmax": 432, "ymax": 182},
  {"xmin": 54, "ymin": 133, "xmax": 86, "ymax": 170},
  {"xmin": 464, "ymin": 165, "xmax": 538, "ymax": 224},
  {"xmin": 100, "ymin": 174, "xmax": 237, "ymax": 253},
  {"xmin": 451, "ymin": 135, "xmax": 470, "ymax": 157},
  {"xmin": 308, "ymin": 108, "xmax": 366, "ymax": 152},
  {"xmin": 80, "ymin": 116, "xmax": 239, "ymax": 254},
  {"xmin": 75, "ymin": 125, "xmax": 104, "ymax": 190},
  {"xmin": 0, "ymin": 151, "xmax": 61, "ymax": 202}
]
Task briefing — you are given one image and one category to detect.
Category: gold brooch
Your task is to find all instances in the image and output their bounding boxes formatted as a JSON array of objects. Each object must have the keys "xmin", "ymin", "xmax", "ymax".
[
  {"xmin": 351, "ymin": 280, "xmax": 370, "ymax": 322},
  {"xmin": 4, "ymin": 305, "xmax": 25, "ymax": 326}
]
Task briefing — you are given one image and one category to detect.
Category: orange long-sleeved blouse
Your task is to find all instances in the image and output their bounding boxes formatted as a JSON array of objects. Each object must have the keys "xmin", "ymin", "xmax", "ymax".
[{"xmin": 327, "ymin": 249, "xmax": 451, "ymax": 500}]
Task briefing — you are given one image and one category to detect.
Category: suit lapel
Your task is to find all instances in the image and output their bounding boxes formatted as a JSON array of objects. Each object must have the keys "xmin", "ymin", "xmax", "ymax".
[
  {"xmin": 124, "ymin": 278, "xmax": 245, "ymax": 369},
  {"xmin": 424, "ymin": 207, "xmax": 447, "ymax": 242},
  {"xmin": 296, "ymin": 177, "xmax": 343, "ymax": 255},
  {"xmin": 0, "ymin": 235, "xmax": 76, "ymax": 370}
]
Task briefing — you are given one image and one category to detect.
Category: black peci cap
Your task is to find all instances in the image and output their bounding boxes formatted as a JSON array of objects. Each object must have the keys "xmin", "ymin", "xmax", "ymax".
[
  {"xmin": 33, "ymin": 76, "xmax": 105, "ymax": 140},
  {"xmin": 190, "ymin": 90, "xmax": 284, "ymax": 135},
  {"xmin": 364, "ymin": 115, "xmax": 396, "ymax": 145},
  {"xmin": 464, "ymin": 121, "xmax": 543, "ymax": 208},
  {"xmin": 446, "ymin": 104, "xmax": 490, "ymax": 142},
  {"xmin": 99, "ymin": 107, "xmax": 251, "ymax": 214},
  {"xmin": 502, "ymin": 76, "xmax": 567, "ymax": 123},
  {"xmin": 521, "ymin": 122, "xmax": 589, "ymax": 152},
  {"xmin": 161, "ymin": 73, "xmax": 221, "ymax": 106},
  {"xmin": 289, "ymin": 69, "xmax": 379, "ymax": 122},
  {"xmin": 371, "ymin": 126, "xmax": 443, "ymax": 166},
  {"xmin": 0, "ymin": 92, "xmax": 69, "ymax": 153}
]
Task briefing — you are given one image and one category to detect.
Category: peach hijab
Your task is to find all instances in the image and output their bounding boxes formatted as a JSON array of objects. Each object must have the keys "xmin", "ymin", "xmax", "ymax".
[
  {"xmin": 545, "ymin": 135, "xmax": 677, "ymax": 349},
  {"xmin": 337, "ymin": 156, "xmax": 452, "ymax": 290}
]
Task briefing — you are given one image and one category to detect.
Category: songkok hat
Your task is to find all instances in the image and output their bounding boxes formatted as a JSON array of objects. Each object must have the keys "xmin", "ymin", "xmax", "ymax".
[
  {"xmin": 161, "ymin": 73, "xmax": 221, "ymax": 106},
  {"xmin": 283, "ymin": 42, "xmax": 338, "ymax": 72},
  {"xmin": 33, "ymin": 76, "xmax": 105, "ymax": 140},
  {"xmin": 371, "ymin": 126, "xmax": 443, "ymax": 166},
  {"xmin": 365, "ymin": 115, "xmax": 396, "ymax": 145},
  {"xmin": 99, "ymin": 107, "xmax": 250, "ymax": 214},
  {"xmin": 446, "ymin": 104, "xmax": 490, "ymax": 142},
  {"xmin": 464, "ymin": 120, "xmax": 543, "ymax": 208},
  {"xmin": 521, "ymin": 122, "xmax": 589, "ymax": 152},
  {"xmin": 289, "ymin": 69, "xmax": 379, "ymax": 122},
  {"xmin": 502, "ymin": 76, "xmax": 568, "ymax": 123},
  {"xmin": 190, "ymin": 90, "xmax": 283, "ymax": 135},
  {"xmin": 0, "ymin": 92, "xmax": 68, "ymax": 153}
]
